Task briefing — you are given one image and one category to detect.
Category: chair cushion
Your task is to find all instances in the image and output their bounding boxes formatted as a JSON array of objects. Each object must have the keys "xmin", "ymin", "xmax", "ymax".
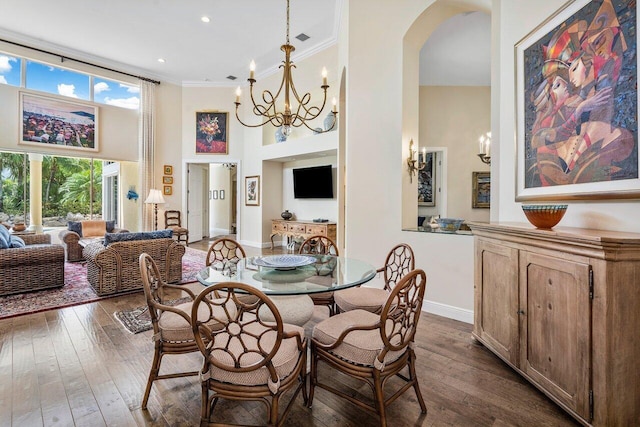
[
  {"xmin": 158, "ymin": 298, "xmax": 237, "ymax": 342},
  {"xmin": 67, "ymin": 221, "xmax": 83, "ymax": 236},
  {"xmin": 334, "ymin": 286, "xmax": 389, "ymax": 314},
  {"xmin": 81, "ymin": 220, "xmax": 108, "ymax": 238},
  {"xmin": 168, "ymin": 225, "xmax": 188, "ymax": 233},
  {"xmin": 312, "ymin": 309, "xmax": 405, "ymax": 367},
  {"xmin": 206, "ymin": 322, "xmax": 304, "ymax": 387},
  {"xmin": 10, "ymin": 236, "xmax": 25, "ymax": 248}
]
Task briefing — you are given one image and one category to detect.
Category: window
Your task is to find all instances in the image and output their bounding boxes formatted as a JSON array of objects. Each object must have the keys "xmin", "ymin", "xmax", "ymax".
[
  {"xmin": 26, "ymin": 60, "xmax": 90, "ymax": 100},
  {"xmin": 0, "ymin": 54, "xmax": 21, "ymax": 87},
  {"xmin": 94, "ymin": 77, "xmax": 140, "ymax": 110}
]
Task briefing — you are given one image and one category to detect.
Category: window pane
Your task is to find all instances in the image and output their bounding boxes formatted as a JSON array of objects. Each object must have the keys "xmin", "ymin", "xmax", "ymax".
[
  {"xmin": 0, "ymin": 54, "xmax": 21, "ymax": 87},
  {"xmin": 26, "ymin": 60, "xmax": 90, "ymax": 100},
  {"xmin": 94, "ymin": 78, "xmax": 139, "ymax": 110},
  {"xmin": 0, "ymin": 152, "xmax": 29, "ymax": 226}
]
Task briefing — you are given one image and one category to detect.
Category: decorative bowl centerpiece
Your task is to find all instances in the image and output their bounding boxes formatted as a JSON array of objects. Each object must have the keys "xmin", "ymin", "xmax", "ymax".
[
  {"xmin": 12, "ymin": 223, "xmax": 26, "ymax": 232},
  {"xmin": 435, "ymin": 218, "xmax": 465, "ymax": 233},
  {"xmin": 521, "ymin": 204, "xmax": 568, "ymax": 229}
]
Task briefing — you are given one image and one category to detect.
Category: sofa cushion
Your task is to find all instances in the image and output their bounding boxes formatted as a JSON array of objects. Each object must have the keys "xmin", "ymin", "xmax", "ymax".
[
  {"xmin": 68, "ymin": 221, "xmax": 83, "ymax": 236},
  {"xmin": 103, "ymin": 229, "xmax": 173, "ymax": 246},
  {"xmin": 0, "ymin": 234, "xmax": 8, "ymax": 249},
  {"xmin": 106, "ymin": 220, "xmax": 116, "ymax": 233},
  {"xmin": 10, "ymin": 236, "xmax": 25, "ymax": 248}
]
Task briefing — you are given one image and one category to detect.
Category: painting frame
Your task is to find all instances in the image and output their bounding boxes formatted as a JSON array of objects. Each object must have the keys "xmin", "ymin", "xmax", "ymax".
[
  {"xmin": 418, "ymin": 151, "xmax": 436, "ymax": 207},
  {"xmin": 162, "ymin": 176, "xmax": 173, "ymax": 184},
  {"xmin": 212, "ymin": 190, "xmax": 218, "ymax": 200},
  {"xmin": 245, "ymin": 176, "xmax": 260, "ymax": 206},
  {"xmin": 19, "ymin": 92, "xmax": 98, "ymax": 152},
  {"xmin": 515, "ymin": 0, "xmax": 640, "ymax": 201},
  {"xmin": 163, "ymin": 185, "xmax": 172, "ymax": 196},
  {"xmin": 164, "ymin": 165, "xmax": 173, "ymax": 175},
  {"xmin": 196, "ymin": 111, "xmax": 229, "ymax": 154},
  {"xmin": 472, "ymin": 171, "xmax": 491, "ymax": 208},
  {"xmin": 220, "ymin": 189, "xmax": 225, "ymax": 200}
]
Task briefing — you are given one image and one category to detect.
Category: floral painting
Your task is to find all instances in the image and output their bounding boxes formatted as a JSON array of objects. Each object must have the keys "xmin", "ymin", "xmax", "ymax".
[
  {"xmin": 196, "ymin": 111, "xmax": 228, "ymax": 154},
  {"xmin": 516, "ymin": 0, "xmax": 639, "ymax": 200}
]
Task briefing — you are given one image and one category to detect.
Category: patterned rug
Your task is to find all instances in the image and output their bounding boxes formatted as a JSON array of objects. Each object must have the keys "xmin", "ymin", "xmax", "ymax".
[
  {"xmin": 114, "ymin": 296, "xmax": 191, "ymax": 334},
  {"xmin": 0, "ymin": 247, "xmax": 207, "ymax": 320}
]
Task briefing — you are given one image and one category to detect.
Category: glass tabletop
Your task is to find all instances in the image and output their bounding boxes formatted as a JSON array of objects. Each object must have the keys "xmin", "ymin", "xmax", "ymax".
[{"xmin": 196, "ymin": 255, "xmax": 377, "ymax": 296}]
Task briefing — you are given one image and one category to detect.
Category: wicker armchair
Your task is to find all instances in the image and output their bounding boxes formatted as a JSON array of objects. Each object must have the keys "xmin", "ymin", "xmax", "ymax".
[
  {"xmin": 59, "ymin": 221, "xmax": 128, "ymax": 262},
  {"xmin": 0, "ymin": 234, "xmax": 65, "ymax": 297},
  {"xmin": 83, "ymin": 237, "xmax": 185, "ymax": 296}
]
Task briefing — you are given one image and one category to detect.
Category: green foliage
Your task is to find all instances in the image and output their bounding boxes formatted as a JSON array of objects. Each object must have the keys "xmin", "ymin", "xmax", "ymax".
[{"xmin": 1, "ymin": 152, "xmax": 103, "ymax": 218}]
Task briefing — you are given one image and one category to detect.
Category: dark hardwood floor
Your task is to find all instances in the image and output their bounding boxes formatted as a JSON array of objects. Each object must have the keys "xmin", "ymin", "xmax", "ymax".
[{"xmin": 0, "ymin": 238, "xmax": 580, "ymax": 426}]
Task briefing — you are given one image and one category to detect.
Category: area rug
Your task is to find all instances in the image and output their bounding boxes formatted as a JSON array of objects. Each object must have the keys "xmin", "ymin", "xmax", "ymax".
[
  {"xmin": 0, "ymin": 247, "xmax": 207, "ymax": 320},
  {"xmin": 114, "ymin": 296, "xmax": 191, "ymax": 334}
]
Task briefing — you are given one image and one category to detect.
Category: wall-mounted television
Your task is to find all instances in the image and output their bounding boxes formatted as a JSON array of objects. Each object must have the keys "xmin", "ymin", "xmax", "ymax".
[{"xmin": 293, "ymin": 165, "xmax": 334, "ymax": 199}]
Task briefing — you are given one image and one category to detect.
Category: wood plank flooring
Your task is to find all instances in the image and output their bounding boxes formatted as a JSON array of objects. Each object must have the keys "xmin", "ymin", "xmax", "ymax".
[{"xmin": 0, "ymin": 238, "xmax": 580, "ymax": 426}]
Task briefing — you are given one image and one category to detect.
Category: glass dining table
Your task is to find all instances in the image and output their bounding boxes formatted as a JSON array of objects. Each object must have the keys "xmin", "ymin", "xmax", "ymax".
[{"xmin": 196, "ymin": 254, "xmax": 377, "ymax": 325}]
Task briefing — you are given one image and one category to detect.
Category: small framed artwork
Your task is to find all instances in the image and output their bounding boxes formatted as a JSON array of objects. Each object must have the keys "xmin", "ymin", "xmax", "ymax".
[
  {"xmin": 245, "ymin": 176, "xmax": 260, "ymax": 206},
  {"xmin": 164, "ymin": 165, "xmax": 173, "ymax": 175},
  {"xmin": 212, "ymin": 190, "xmax": 218, "ymax": 200},
  {"xmin": 196, "ymin": 111, "xmax": 229, "ymax": 154},
  {"xmin": 163, "ymin": 185, "xmax": 172, "ymax": 196},
  {"xmin": 220, "ymin": 189, "xmax": 225, "ymax": 200},
  {"xmin": 418, "ymin": 151, "xmax": 436, "ymax": 206},
  {"xmin": 162, "ymin": 176, "xmax": 173, "ymax": 184},
  {"xmin": 20, "ymin": 92, "xmax": 98, "ymax": 152},
  {"xmin": 472, "ymin": 171, "xmax": 490, "ymax": 208}
]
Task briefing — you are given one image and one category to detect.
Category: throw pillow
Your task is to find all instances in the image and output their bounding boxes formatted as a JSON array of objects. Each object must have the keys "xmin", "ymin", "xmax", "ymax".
[
  {"xmin": 0, "ymin": 233, "xmax": 9, "ymax": 249},
  {"xmin": 0, "ymin": 224, "xmax": 10, "ymax": 243},
  {"xmin": 10, "ymin": 235, "xmax": 25, "ymax": 248},
  {"xmin": 106, "ymin": 220, "xmax": 116, "ymax": 233},
  {"xmin": 68, "ymin": 221, "xmax": 83, "ymax": 236},
  {"xmin": 104, "ymin": 229, "xmax": 173, "ymax": 246}
]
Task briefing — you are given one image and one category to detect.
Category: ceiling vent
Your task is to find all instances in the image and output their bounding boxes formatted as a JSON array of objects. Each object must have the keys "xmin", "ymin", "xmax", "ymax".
[
  {"xmin": 226, "ymin": 75, "xmax": 237, "ymax": 80},
  {"xmin": 295, "ymin": 33, "xmax": 310, "ymax": 42}
]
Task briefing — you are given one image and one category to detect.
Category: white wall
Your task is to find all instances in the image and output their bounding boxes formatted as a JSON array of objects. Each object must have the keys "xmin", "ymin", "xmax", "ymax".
[
  {"xmin": 282, "ymin": 156, "xmax": 338, "ymax": 222},
  {"xmin": 419, "ymin": 85, "xmax": 490, "ymax": 223},
  {"xmin": 495, "ymin": 0, "xmax": 640, "ymax": 232}
]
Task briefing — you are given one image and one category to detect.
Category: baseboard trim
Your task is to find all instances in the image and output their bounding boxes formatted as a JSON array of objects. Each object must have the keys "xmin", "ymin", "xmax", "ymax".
[{"xmin": 422, "ymin": 300, "xmax": 473, "ymax": 324}]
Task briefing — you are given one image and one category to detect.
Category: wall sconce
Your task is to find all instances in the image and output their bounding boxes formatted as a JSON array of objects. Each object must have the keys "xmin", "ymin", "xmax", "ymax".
[
  {"xmin": 407, "ymin": 138, "xmax": 426, "ymax": 183},
  {"xmin": 478, "ymin": 132, "xmax": 491, "ymax": 165}
]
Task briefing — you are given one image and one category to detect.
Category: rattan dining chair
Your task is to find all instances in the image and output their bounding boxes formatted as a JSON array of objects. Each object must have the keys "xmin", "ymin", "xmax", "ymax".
[
  {"xmin": 164, "ymin": 210, "xmax": 189, "ymax": 245},
  {"xmin": 299, "ymin": 235, "xmax": 339, "ymax": 316},
  {"xmin": 138, "ymin": 253, "xmax": 236, "ymax": 409},
  {"xmin": 334, "ymin": 243, "xmax": 415, "ymax": 314},
  {"xmin": 206, "ymin": 237, "xmax": 246, "ymax": 271},
  {"xmin": 191, "ymin": 282, "xmax": 308, "ymax": 427},
  {"xmin": 309, "ymin": 269, "xmax": 428, "ymax": 427}
]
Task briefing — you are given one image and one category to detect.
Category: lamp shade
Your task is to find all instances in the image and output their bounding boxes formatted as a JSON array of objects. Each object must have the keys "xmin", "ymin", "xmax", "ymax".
[{"xmin": 144, "ymin": 189, "xmax": 166, "ymax": 204}]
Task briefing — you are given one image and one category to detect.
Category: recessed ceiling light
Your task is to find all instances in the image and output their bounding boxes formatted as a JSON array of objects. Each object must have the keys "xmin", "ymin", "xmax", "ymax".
[
  {"xmin": 201, "ymin": 16, "xmax": 210, "ymax": 23},
  {"xmin": 157, "ymin": 58, "xmax": 166, "ymax": 63}
]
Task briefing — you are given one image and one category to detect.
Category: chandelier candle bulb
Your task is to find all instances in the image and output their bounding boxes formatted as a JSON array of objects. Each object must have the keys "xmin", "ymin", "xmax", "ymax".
[
  {"xmin": 249, "ymin": 60, "xmax": 255, "ymax": 80},
  {"xmin": 235, "ymin": 86, "xmax": 241, "ymax": 103},
  {"xmin": 332, "ymin": 97, "xmax": 337, "ymax": 113},
  {"xmin": 479, "ymin": 136, "xmax": 485, "ymax": 155},
  {"xmin": 322, "ymin": 67, "xmax": 328, "ymax": 86}
]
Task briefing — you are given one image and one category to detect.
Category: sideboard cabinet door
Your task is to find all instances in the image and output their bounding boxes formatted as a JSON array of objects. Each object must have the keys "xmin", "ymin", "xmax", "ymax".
[
  {"xmin": 473, "ymin": 239, "xmax": 519, "ymax": 366},
  {"xmin": 519, "ymin": 250, "xmax": 591, "ymax": 421}
]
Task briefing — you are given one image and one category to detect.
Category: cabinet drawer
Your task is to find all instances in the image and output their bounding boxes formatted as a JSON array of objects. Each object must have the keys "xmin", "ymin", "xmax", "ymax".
[
  {"xmin": 272, "ymin": 222, "xmax": 287, "ymax": 232},
  {"xmin": 306, "ymin": 225, "xmax": 327, "ymax": 235},
  {"xmin": 287, "ymin": 224, "xmax": 306, "ymax": 233}
]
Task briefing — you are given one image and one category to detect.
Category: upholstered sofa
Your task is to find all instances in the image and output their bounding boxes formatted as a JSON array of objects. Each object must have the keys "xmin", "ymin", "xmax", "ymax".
[
  {"xmin": 0, "ymin": 233, "xmax": 65, "ymax": 296},
  {"xmin": 82, "ymin": 230, "xmax": 185, "ymax": 296},
  {"xmin": 59, "ymin": 220, "xmax": 128, "ymax": 262}
]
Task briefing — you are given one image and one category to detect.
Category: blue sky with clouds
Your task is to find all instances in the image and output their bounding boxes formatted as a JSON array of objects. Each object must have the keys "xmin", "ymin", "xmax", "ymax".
[{"xmin": 0, "ymin": 54, "xmax": 139, "ymax": 109}]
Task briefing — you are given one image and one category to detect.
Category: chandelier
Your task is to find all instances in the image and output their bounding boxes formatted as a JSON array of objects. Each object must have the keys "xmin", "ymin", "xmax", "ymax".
[{"xmin": 234, "ymin": 0, "xmax": 337, "ymax": 136}]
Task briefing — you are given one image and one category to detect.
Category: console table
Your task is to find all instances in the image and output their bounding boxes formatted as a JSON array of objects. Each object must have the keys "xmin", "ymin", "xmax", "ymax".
[{"xmin": 270, "ymin": 219, "xmax": 337, "ymax": 249}]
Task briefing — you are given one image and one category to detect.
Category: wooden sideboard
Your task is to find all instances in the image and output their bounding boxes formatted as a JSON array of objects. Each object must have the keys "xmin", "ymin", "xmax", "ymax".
[
  {"xmin": 468, "ymin": 222, "xmax": 640, "ymax": 426},
  {"xmin": 270, "ymin": 219, "xmax": 337, "ymax": 249}
]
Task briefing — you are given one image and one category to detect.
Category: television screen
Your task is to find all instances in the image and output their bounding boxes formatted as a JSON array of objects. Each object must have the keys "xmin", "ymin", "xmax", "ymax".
[{"xmin": 293, "ymin": 165, "xmax": 334, "ymax": 198}]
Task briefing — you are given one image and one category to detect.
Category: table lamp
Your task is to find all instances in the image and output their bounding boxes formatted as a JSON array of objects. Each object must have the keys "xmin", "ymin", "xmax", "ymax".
[{"xmin": 144, "ymin": 189, "xmax": 166, "ymax": 231}]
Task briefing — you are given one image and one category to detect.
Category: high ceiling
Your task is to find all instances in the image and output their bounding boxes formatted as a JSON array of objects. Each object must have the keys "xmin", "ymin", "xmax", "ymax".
[{"xmin": 0, "ymin": 1, "xmax": 489, "ymax": 87}]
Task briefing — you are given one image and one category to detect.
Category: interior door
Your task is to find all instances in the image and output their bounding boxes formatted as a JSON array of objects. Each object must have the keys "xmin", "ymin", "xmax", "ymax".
[{"xmin": 187, "ymin": 164, "xmax": 204, "ymax": 243}]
